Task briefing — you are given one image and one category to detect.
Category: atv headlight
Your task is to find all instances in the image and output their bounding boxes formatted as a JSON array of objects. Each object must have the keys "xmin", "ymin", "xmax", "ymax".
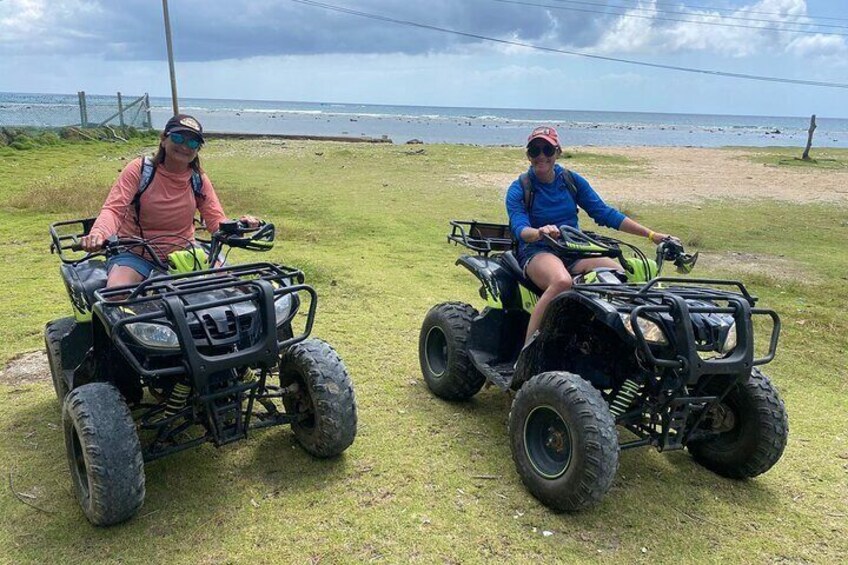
[
  {"xmin": 274, "ymin": 294, "xmax": 294, "ymax": 327},
  {"xmin": 720, "ymin": 322, "xmax": 737, "ymax": 354},
  {"xmin": 125, "ymin": 322, "xmax": 180, "ymax": 350},
  {"xmin": 620, "ymin": 314, "xmax": 668, "ymax": 345}
]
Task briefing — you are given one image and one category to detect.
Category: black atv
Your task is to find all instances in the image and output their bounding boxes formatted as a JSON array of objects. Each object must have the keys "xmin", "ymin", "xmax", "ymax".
[
  {"xmin": 419, "ymin": 221, "xmax": 788, "ymax": 512},
  {"xmin": 46, "ymin": 218, "xmax": 357, "ymax": 526}
]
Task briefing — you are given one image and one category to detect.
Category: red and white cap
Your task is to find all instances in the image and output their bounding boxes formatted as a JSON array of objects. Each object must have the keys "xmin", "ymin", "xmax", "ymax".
[{"xmin": 526, "ymin": 125, "xmax": 560, "ymax": 148}]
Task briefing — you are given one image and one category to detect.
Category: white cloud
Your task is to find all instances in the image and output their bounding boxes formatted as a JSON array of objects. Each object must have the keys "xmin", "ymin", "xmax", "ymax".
[
  {"xmin": 592, "ymin": 0, "xmax": 847, "ymax": 59},
  {"xmin": 786, "ymin": 34, "xmax": 848, "ymax": 63}
]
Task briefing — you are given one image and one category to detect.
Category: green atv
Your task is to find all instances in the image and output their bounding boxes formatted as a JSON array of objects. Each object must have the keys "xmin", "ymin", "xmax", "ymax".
[
  {"xmin": 419, "ymin": 221, "xmax": 788, "ymax": 512},
  {"xmin": 47, "ymin": 218, "xmax": 357, "ymax": 526}
]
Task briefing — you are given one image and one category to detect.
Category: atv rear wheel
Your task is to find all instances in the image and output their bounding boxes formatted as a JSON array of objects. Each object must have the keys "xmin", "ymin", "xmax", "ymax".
[
  {"xmin": 419, "ymin": 302, "xmax": 485, "ymax": 401},
  {"xmin": 509, "ymin": 372, "xmax": 619, "ymax": 512},
  {"xmin": 45, "ymin": 317, "xmax": 76, "ymax": 402},
  {"xmin": 279, "ymin": 338, "xmax": 357, "ymax": 457},
  {"xmin": 688, "ymin": 368, "xmax": 788, "ymax": 478},
  {"xmin": 62, "ymin": 382, "xmax": 145, "ymax": 526}
]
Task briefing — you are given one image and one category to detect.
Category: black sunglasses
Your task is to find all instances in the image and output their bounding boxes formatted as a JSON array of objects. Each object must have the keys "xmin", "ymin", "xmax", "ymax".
[{"xmin": 527, "ymin": 144, "xmax": 556, "ymax": 158}]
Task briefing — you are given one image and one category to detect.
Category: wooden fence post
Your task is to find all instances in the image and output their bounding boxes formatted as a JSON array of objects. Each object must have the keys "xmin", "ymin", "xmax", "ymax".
[
  {"xmin": 117, "ymin": 92, "xmax": 125, "ymax": 128},
  {"xmin": 78, "ymin": 91, "xmax": 87, "ymax": 127},
  {"xmin": 144, "ymin": 94, "xmax": 153, "ymax": 129},
  {"xmin": 802, "ymin": 114, "xmax": 816, "ymax": 161}
]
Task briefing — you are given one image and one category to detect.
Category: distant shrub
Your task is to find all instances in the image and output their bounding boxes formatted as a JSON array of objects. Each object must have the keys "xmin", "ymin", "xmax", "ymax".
[
  {"xmin": 10, "ymin": 134, "xmax": 35, "ymax": 150},
  {"xmin": 38, "ymin": 131, "xmax": 61, "ymax": 145},
  {"xmin": 59, "ymin": 127, "xmax": 85, "ymax": 141}
]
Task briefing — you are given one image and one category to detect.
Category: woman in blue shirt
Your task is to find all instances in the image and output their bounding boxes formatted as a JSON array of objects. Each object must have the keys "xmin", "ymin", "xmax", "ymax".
[{"xmin": 506, "ymin": 126, "xmax": 676, "ymax": 343}]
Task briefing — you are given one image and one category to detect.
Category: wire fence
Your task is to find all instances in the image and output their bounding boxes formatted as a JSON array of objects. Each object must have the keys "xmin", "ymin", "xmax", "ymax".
[{"xmin": 0, "ymin": 92, "xmax": 153, "ymax": 131}]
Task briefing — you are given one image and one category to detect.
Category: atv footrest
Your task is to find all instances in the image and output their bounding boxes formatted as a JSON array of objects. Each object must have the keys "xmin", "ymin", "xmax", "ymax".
[{"xmin": 469, "ymin": 350, "xmax": 514, "ymax": 391}]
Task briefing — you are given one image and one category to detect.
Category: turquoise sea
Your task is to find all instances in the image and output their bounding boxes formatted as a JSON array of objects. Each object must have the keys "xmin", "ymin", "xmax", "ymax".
[{"xmin": 1, "ymin": 92, "xmax": 845, "ymax": 148}]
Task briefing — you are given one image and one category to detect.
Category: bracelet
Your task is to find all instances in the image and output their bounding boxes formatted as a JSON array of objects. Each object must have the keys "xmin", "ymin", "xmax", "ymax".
[{"xmin": 646, "ymin": 230, "xmax": 655, "ymax": 243}]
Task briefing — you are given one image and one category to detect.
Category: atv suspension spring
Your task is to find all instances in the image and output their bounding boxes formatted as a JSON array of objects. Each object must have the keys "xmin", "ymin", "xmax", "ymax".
[
  {"xmin": 610, "ymin": 379, "xmax": 643, "ymax": 418},
  {"xmin": 164, "ymin": 382, "xmax": 192, "ymax": 418}
]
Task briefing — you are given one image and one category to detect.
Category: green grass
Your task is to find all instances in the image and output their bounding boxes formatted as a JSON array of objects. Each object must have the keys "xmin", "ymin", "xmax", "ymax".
[
  {"xmin": 730, "ymin": 146, "xmax": 848, "ymax": 169},
  {"xmin": 1, "ymin": 140, "xmax": 846, "ymax": 563}
]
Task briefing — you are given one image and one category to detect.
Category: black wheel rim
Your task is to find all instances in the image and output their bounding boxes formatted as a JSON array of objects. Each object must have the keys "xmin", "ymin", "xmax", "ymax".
[
  {"xmin": 70, "ymin": 426, "xmax": 91, "ymax": 504},
  {"xmin": 524, "ymin": 405, "xmax": 573, "ymax": 479},
  {"xmin": 424, "ymin": 326, "xmax": 448, "ymax": 378}
]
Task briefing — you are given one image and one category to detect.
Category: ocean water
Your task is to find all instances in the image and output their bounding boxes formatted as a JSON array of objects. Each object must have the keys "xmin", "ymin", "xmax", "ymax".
[{"xmin": 2, "ymin": 91, "xmax": 846, "ymax": 148}]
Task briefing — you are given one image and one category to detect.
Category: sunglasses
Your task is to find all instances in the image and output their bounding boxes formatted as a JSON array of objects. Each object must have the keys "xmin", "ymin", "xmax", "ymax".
[
  {"xmin": 527, "ymin": 143, "xmax": 557, "ymax": 158},
  {"xmin": 168, "ymin": 132, "xmax": 202, "ymax": 150}
]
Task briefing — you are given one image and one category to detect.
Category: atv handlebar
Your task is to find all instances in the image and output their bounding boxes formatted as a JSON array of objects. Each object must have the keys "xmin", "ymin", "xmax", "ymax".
[{"xmin": 51, "ymin": 217, "xmax": 275, "ymax": 267}]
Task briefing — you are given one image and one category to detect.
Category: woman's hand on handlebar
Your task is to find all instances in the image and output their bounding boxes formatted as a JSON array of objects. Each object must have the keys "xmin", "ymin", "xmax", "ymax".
[
  {"xmin": 650, "ymin": 232, "xmax": 679, "ymax": 245},
  {"xmin": 79, "ymin": 233, "xmax": 105, "ymax": 252},
  {"xmin": 239, "ymin": 215, "xmax": 261, "ymax": 228},
  {"xmin": 535, "ymin": 225, "xmax": 560, "ymax": 242}
]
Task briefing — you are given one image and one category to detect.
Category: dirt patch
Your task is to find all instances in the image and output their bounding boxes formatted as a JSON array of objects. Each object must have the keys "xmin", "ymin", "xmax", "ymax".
[
  {"xmin": 588, "ymin": 147, "xmax": 848, "ymax": 204},
  {"xmin": 697, "ymin": 251, "xmax": 815, "ymax": 283},
  {"xmin": 458, "ymin": 147, "xmax": 848, "ymax": 204},
  {"xmin": 0, "ymin": 351, "xmax": 50, "ymax": 387}
]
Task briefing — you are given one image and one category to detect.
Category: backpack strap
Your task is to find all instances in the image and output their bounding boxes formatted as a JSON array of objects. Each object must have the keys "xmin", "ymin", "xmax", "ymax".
[
  {"xmin": 132, "ymin": 156, "xmax": 157, "ymax": 238},
  {"xmin": 190, "ymin": 170, "xmax": 204, "ymax": 198},
  {"xmin": 560, "ymin": 168, "xmax": 578, "ymax": 198},
  {"xmin": 131, "ymin": 157, "xmax": 205, "ymax": 236},
  {"xmin": 519, "ymin": 172, "xmax": 534, "ymax": 213},
  {"xmin": 519, "ymin": 168, "xmax": 579, "ymax": 215}
]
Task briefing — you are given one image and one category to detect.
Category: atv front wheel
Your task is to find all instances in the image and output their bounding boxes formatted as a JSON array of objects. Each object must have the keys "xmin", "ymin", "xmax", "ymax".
[
  {"xmin": 509, "ymin": 372, "xmax": 619, "ymax": 512},
  {"xmin": 419, "ymin": 302, "xmax": 485, "ymax": 401},
  {"xmin": 45, "ymin": 317, "xmax": 76, "ymax": 402},
  {"xmin": 62, "ymin": 382, "xmax": 145, "ymax": 526},
  {"xmin": 688, "ymin": 368, "xmax": 788, "ymax": 478},
  {"xmin": 279, "ymin": 338, "xmax": 357, "ymax": 457}
]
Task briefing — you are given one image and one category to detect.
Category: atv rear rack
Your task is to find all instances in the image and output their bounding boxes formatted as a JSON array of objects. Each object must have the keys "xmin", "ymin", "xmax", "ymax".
[
  {"xmin": 94, "ymin": 262, "xmax": 317, "ymax": 382},
  {"xmin": 448, "ymin": 220, "xmax": 514, "ymax": 256}
]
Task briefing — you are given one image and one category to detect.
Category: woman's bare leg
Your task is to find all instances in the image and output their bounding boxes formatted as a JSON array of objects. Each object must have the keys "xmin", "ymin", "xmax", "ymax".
[
  {"xmin": 570, "ymin": 257, "xmax": 621, "ymax": 274},
  {"xmin": 524, "ymin": 252, "xmax": 573, "ymax": 343},
  {"xmin": 106, "ymin": 265, "xmax": 145, "ymax": 288}
]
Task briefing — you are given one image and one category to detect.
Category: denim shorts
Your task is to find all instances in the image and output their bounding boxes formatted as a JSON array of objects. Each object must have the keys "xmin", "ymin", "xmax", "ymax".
[
  {"xmin": 519, "ymin": 241, "xmax": 580, "ymax": 277},
  {"xmin": 106, "ymin": 252, "xmax": 161, "ymax": 278}
]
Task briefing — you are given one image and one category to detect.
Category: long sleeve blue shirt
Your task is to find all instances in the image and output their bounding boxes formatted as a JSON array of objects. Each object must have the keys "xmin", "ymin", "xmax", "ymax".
[{"xmin": 505, "ymin": 164, "xmax": 626, "ymax": 257}]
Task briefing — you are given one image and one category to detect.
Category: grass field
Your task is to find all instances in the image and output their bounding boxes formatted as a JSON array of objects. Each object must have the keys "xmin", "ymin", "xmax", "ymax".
[{"xmin": 0, "ymin": 138, "xmax": 846, "ymax": 563}]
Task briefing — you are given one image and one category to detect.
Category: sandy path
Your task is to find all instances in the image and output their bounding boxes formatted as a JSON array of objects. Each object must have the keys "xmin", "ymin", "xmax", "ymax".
[
  {"xmin": 585, "ymin": 147, "xmax": 848, "ymax": 204},
  {"xmin": 474, "ymin": 147, "xmax": 848, "ymax": 204}
]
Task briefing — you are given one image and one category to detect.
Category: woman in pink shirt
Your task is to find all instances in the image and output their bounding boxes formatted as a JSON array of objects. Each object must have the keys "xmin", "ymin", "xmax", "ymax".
[{"xmin": 80, "ymin": 114, "xmax": 257, "ymax": 287}]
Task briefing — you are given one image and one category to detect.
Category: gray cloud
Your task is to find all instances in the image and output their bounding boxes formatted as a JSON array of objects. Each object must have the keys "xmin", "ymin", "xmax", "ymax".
[
  {"xmin": 0, "ymin": 0, "xmax": 608, "ymax": 61},
  {"xmin": 1, "ymin": 0, "xmax": 839, "ymax": 63}
]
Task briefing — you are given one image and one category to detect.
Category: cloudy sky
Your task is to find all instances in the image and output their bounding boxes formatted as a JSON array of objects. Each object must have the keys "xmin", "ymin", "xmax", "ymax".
[{"xmin": 1, "ymin": 0, "xmax": 846, "ymax": 117}]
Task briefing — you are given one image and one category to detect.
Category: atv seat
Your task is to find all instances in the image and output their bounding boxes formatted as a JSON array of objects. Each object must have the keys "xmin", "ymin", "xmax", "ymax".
[
  {"xmin": 61, "ymin": 259, "xmax": 108, "ymax": 311},
  {"xmin": 500, "ymin": 251, "xmax": 544, "ymax": 296}
]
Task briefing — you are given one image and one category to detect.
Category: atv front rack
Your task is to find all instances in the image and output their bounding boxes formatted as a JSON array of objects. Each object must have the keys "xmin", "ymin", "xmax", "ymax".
[
  {"xmin": 448, "ymin": 220, "xmax": 515, "ymax": 256},
  {"xmin": 94, "ymin": 262, "xmax": 316, "ymax": 383},
  {"xmin": 576, "ymin": 277, "xmax": 780, "ymax": 380}
]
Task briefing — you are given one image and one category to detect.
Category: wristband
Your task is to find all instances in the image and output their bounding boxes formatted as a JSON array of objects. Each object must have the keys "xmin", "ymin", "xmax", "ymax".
[{"xmin": 647, "ymin": 230, "xmax": 655, "ymax": 243}]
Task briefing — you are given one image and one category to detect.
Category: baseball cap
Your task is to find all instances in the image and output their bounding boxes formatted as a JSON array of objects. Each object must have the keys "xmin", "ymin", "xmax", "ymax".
[
  {"xmin": 526, "ymin": 125, "xmax": 559, "ymax": 148},
  {"xmin": 164, "ymin": 114, "xmax": 204, "ymax": 142}
]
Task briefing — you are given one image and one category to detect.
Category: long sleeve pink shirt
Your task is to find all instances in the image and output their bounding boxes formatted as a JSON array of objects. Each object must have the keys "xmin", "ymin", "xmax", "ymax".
[{"xmin": 90, "ymin": 157, "xmax": 227, "ymax": 259}]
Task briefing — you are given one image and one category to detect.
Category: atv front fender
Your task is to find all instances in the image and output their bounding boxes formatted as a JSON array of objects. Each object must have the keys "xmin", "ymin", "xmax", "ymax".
[{"xmin": 513, "ymin": 291, "xmax": 636, "ymax": 390}]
